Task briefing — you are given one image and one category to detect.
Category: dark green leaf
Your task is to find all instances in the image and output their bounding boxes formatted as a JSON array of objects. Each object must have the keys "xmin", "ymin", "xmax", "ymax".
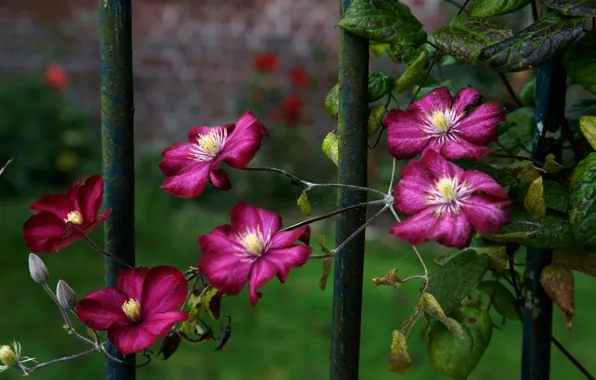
[
  {"xmin": 478, "ymin": 13, "xmax": 585, "ymax": 72},
  {"xmin": 519, "ymin": 77, "xmax": 536, "ymax": 107},
  {"xmin": 569, "ymin": 153, "xmax": 596, "ymax": 250},
  {"xmin": 508, "ymin": 179, "xmax": 569, "ymax": 213},
  {"xmin": 336, "ymin": 0, "xmax": 427, "ymax": 47},
  {"xmin": 470, "ymin": 0, "xmax": 531, "ymax": 17},
  {"xmin": 491, "ymin": 107, "xmax": 534, "ymax": 154},
  {"xmin": 368, "ymin": 105, "xmax": 387, "ymax": 137},
  {"xmin": 433, "ymin": 15, "xmax": 514, "ymax": 64},
  {"xmin": 368, "ymin": 71, "xmax": 395, "ymax": 102},
  {"xmin": 544, "ymin": 0, "xmax": 596, "ymax": 16},
  {"xmin": 477, "ymin": 281, "xmax": 521, "ymax": 320},
  {"xmin": 426, "ymin": 250, "xmax": 491, "ymax": 316},
  {"xmin": 452, "ymin": 159, "xmax": 520, "ymax": 188},
  {"xmin": 324, "ymin": 84, "xmax": 339, "ymax": 119},
  {"xmin": 428, "ymin": 306, "xmax": 493, "ymax": 380},
  {"xmin": 483, "ymin": 205, "xmax": 573, "ymax": 249},
  {"xmin": 395, "ymin": 47, "xmax": 428, "ymax": 92},
  {"xmin": 566, "ymin": 99, "xmax": 596, "ymax": 162},
  {"xmin": 564, "ymin": 31, "xmax": 596, "ymax": 95}
]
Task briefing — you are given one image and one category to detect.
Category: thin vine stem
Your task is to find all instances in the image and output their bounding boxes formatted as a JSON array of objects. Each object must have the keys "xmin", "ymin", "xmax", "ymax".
[
  {"xmin": 0, "ymin": 158, "xmax": 13, "ymax": 176},
  {"xmin": 82, "ymin": 235, "xmax": 133, "ymax": 269},
  {"xmin": 23, "ymin": 347, "xmax": 100, "ymax": 374}
]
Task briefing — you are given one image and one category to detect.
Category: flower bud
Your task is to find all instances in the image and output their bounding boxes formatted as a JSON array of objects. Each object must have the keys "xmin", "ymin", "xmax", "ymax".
[
  {"xmin": 0, "ymin": 345, "xmax": 18, "ymax": 368},
  {"xmin": 28, "ymin": 253, "xmax": 48, "ymax": 284},
  {"xmin": 56, "ymin": 280, "xmax": 77, "ymax": 308}
]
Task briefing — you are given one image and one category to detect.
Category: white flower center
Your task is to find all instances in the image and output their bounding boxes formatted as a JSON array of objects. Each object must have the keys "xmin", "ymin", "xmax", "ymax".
[
  {"xmin": 236, "ymin": 226, "xmax": 271, "ymax": 258},
  {"xmin": 64, "ymin": 210, "xmax": 83, "ymax": 225},
  {"xmin": 121, "ymin": 298, "xmax": 141, "ymax": 323},
  {"xmin": 421, "ymin": 108, "xmax": 465, "ymax": 138},
  {"xmin": 426, "ymin": 176, "xmax": 471, "ymax": 216},
  {"xmin": 189, "ymin": 128, "xmax": 227, "ymax": 161}
]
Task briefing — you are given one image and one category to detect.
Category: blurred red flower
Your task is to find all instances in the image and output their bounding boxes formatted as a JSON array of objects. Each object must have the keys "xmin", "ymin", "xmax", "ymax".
[
  {"xmin": 44, "ymin": 65, "xmax": 69, "ymax": 91},
  {"xmin": 281, "ymin": 94, "xmax": 304, "ymax": 124},
  {"xmin": 289, "ymin": 68, "xmax": 308, "ymax": 88},
  {"xmin": 253, "ymin": 53, "xmax": 279, "ymax": 72}
]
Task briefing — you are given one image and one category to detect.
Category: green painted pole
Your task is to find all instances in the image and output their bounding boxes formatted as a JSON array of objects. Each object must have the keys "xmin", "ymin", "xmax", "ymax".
[
  {"xmin": 99, "ymin": 1, "xmax": 136, "ymax": 379},
  {"xmin": 330, "ymin": 0, "xmax": 369, "ymax": 378}
]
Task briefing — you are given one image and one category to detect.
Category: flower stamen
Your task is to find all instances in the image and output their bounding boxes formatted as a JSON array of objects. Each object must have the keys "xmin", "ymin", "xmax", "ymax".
[
  {"xmin": 189, "ymin": 128, "xmax": 227, "ymax": 161},
  {"xmin": 426, "ymin": 176, "xmax": 471, "ymax": 216},
  {"xmin": 121, "ymin": 298, "xmax": 141, "ymax": 323},
  {"xmin": 64, "ymin": 211, "xmax": 83, "ymax": 225},
  {"xmin": 237, "ymin": 226, "xmax": 270, "ymax": 257}
]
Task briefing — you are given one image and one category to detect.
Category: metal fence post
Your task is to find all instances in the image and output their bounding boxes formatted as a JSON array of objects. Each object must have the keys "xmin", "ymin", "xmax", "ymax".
[
  {"xmin": 521, "ymin": 56, "xmax": 566, "ymax": 380},
  {"xmin": 99, "ymin": 1, "xmax": 136, "ymax": 379},
  {"xmin": 330, "ymin": 0, "xmax": 369, "ymax": 378}
]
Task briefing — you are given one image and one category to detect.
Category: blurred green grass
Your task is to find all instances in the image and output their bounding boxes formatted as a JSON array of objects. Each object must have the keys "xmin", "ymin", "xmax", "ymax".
[{"xmin": 1, "ymin": 182, "xmax": 596, "ymax": 380}]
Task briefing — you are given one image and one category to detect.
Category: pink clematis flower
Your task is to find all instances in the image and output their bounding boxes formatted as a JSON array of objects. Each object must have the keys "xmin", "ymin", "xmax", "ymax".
[
  {"xmin": 159, "ymin": 111, "xmax": 269, "ymax": 198},
  {"xmin": 23, "ymin": 175, "xmax": 111, "ymax": 253},
  {"xmin": 385, "ymin": 86, "xmax": 506, "ymax": 160},
  {"xmin": 75, "ymin": 266, "xmax": 188, "ymax": 356},
  {"xmin": 198, "ymin": 201, "xmax": 312, "ymax": 306},
  {"xmin": 390, "ymin": 149, "xmax": 512, "ymax": 249}
]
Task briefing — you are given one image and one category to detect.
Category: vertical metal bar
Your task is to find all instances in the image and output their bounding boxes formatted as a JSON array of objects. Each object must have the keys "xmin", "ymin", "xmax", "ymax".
[
  {"xmin": 330, "ymin": 0, "xmax": 369, "ymax": 378},
  {"xmin": 522, "ymin": 56, "xmax": 565, "ymax": 380},
  {"xmin": 99, "ymin": 1, "xmax": 135, "ymax": 379}
]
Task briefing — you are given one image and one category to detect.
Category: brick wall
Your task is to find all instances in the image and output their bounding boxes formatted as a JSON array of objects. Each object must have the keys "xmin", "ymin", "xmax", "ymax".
[{"xmin": 0, "ymin": 0, "xmax": 445, "ymax": 150}]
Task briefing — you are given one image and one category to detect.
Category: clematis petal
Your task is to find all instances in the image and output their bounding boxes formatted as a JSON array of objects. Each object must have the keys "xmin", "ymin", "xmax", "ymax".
[
  {"xmin": 438, "ymin": 136, "xmax": 493, "ymax": 160},
  {"xmin": 270, "ymin": 225, "xmax": 310, "ymax": 248},
  {"xmin": 141, "ymin": 266, "xmax": 188, "ymax": 315},
  {"xmin": 46, "ymin": 224, "xmax": 85, "ymax": 253},
  {"xmin": 420, "ymin": 149, "xmax": 465, "ymax": 180},
  {"xmin": 462, "ymin": 170, "xmax": 510, "ymax": 199},
  {"xmin": 264, "ymin": 245, "xmax": 312, "ymax": 283},
  {"xmin": 386, "ymin": 109, "xmax": 430, "ymax": 159},
  {"xmin": 107, "ymin": 324, "xmax": 157, "ymax": 356},
  {"xmin": 118, "ymin": 267, "xmax": 150, "ymax": 301},
  {"xmin": 29, "ymin": 194, "xmax": 73, "ymax": 219},
  {"xmin": 209, "ymin": 168, "xmax": 231, "ymax": 190},
  {"xmin": 456, "ymin": 103, "xmax": 505, "ymax": 145},
  {"xmin": 407, "ymin": 87, "xmax": 452, "ymax": 114},
  {"xmin": 77, "ymin": 175, "xmax": 105, "ymax": 224},
  {"xmin": 159, "ymin": 142, "xmax": 199, "ymax": 176},
  {"xmin": 197, "ymin": 248, "xmax": 253, "ymax": 296},
  {"xmin": 390, "ymin": 208, "xmax": 473, "ymax": 249},
  {"xmin": 66, "ymin": 179, "xmax": 83, "ymax": 203},
  {"xmin": 230, "ymin": 201, "xmax": 281, "ymax": 236},
  {"xmin": 23, "ymin": 212, "xmax": 66, "ymax": 253},
  {"xmin": 141, "ymin": 311, "xmax": 189, "ymax": 337},
  {"xmin": 394, "ymin": 160, "xmax": 434, "ymax": 215},
  {"xmin": 220, "ymin": 111, "xmax": 268, "ymax": 168},
  {"xmin": 247, "ymin": 258, "xmax": 279, "ymax": 305},
  {"xmin": 187, "ymin": 125, "xmax": 232, "ymax": 143},
  {"xmin": 160, "ymin": 161, "xmax": 211, "ymax": 198},
  {"xmin": 75, "ymin": 288, "xmax": 128, "ymax": 330},
  {"xmin": 452, "ymin": 87, "xmax": 482, "ymax": 115},
  {"xmin": 461, "ymin": 194, "xmax": 512, "ymax": 233}
]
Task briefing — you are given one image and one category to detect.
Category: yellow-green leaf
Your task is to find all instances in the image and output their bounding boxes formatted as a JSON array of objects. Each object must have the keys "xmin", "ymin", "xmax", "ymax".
[
  {"xmin": 524, "ymin": 176, "xmax": 546, "ymax": 221},
  {"xmin": 579, "ymin": 115, "xmax": 596, "ymax": 150},
  {"xmin": 543, "ymin": 153, "xmax": 564, "ymax": 173},
  {"xmin": 388, "ymin": 330, "xmax": 413, "ymax": 373},
  {"xmin": 368, "ymin": 105, "xmax": 386, "ymax": 138},
  {"xmin": 395, "ymin": 46, "xmax": 428, "ymax": 92},
  {"xmin": 318, "ymin": 258, "xmax": 333, "ymax": 292},
  {"xmin": 372, "ymin": 268, "xmax": 403, "ymax": 288},
  {"xmin": 322, "ymin": 132, "xmax": 339, "ymax": 166},
  {"xmin": 297, "ymin": 191, "xmax": 312, "ymax": 216}
]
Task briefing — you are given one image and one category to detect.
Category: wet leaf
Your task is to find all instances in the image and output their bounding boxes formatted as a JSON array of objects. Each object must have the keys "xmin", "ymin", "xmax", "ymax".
[
  {"xmin": 428, "ymin": 306, "xmax": 493, "ymax": 380},
  {"xmin": 540, "ymin": 264, "xmax": 575, "ymax": 328},
  {"xmin": 388, "ymin": 330, "xmax": 413, "ymax": 373},
  {"xmin": 492, "ymin": 107, "xmax": 534, "ymax": 154},
  {"xmin": 324, "ymin": 84, "xmax": 339, "ymax": 119},
  {"xmin": 478, "ymin": 13, "xmax": 585, "ymax": 72},
  {"xmin": 433, "ymin": 15, "xmax": 514, "ymax": 64},
  {"xmin": 368, "ymin": 71, "xmax": 395, "ymax": 102},
  {"xmin": 368, "ymin": 105, "xmax": 387, "ymax": 138},
  {"xmin": 543, "ymin": 154, "xmax": 564, "ymax": 174},
  {"xmin": 425, "ymin": 250, "xmax": 491, "ymax": 316},
  {"xmin": 564, "ymin": 31, "xmax": 596, "ymax": 95},
  {"xmin": 336, "ymin": 0, "xmax": 427, "ymax": 47},
  {"xmin": 544, "ymin": 0, "xmax": 596, "ymax": 16},
  {"xmin": 318, "ymin": 257, "xmax": 333, "ymax": 292},
  {"xmin": 297, "ymin": 191, "xmax": 312, "ymax": 216},
  {"xmin": 372, "ymin": 268, "xmax": 403, "ymax": 288},
  {"xmin": 519, "ymin": 77, "xmax": 536, "ymax": 107},
  {"xmin": 477, "ymin": 281, "xmax": 520, "ymax": 320},
  {"xmin": 395, "ymin": 46, "xmax": 428, "ymax": 92},
  {"xmin": 470, "ymin": 0, "xmax": 531, "ymax": 17},
  {"xmin": 322, "ymin": 132, "xmax": 339, "ymax": 167},
  {"xmin": 524, "ymin": 176, "xmax": 547, "ymax": 221},
  {"xmin": 579, "ymin": 115, "xmax": 596, "ymax": 150},
  {"xmin": 569, "ymin": 153, "xmax": 596, "ymax": 249}
]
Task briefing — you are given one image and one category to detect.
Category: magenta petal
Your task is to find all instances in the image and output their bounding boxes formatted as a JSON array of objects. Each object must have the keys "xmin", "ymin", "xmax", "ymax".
[
  {"xmin": 420, "ymin": 149, "xmax": 465, "ymax": 180},
  {"xmin": 220, "ymin": 112, "xmax": 267, "ymax": 168},
  {"xmin": 141, "ymin": 311, "xmax": 189, "ymax": 337},
  {"xmin": 29, "ymin": 194, "xmax": 73, "ymax": 218},
  {"xmin": 386, "ymin": 109, "xmax": 430, "ymax": 159},
  {"xmin": 187, "ymin": 125, "xmax": 231, "ymax": 142},
  {"xmin": 118, "ymin": 267, "xmax": 149, "ymax": 301},
  {"xmin": 108, "ymin": 324, "xmax": 157, "ymax": 356},
  {"xmin": 394, "ymin": 161, "xmax": 434, "ymax": 215},
  {"xmin": 230, "ymin": 201, "xmax": 281, "ymax": 236},
  {"xmin": 209, "ymin": 168, "xmax": 231, "ymax": 190},
  {"xmin": 270, "ymin": 225, "xmax": 310, "ymax": 248},
  {"xmin": 390, "ymin": 208, "xmax": 473, "ymax": 249},
  {"xmin": 160, "ymin": 161, "xmax": 211, "ymax": 198},
  {"xmin": 462, "ymin": 170, "xmax": 509, "ymax": 199},
  {"xmin": 198, "ymin": 251, "xmax": 253, "ymax": 295},
  {"xmin": 461, "ymin": 195, "xmax": 511, "ymax": 233},
  {"xmin": 452, "ymin": 87, "xmax": 482, "ymax": 115},
  {"xmin": 97, "ymin": 208, "xmax": 112, "ymax": 222},
  {"xmin": 46, "ymin": 224, "xmax": 85, "ymax": 253},
  {"xmin": 456, "ymin": 103, "xmax": 505, "ymax": 145},
  {"xmin": 67, "ymin": 179, "xmax": 83, "ymax": 203},
  {"xmin": 77, "ymin": 175, "xmax": 104, "ymax": 223},
  {"xmin": 438, "ymin": 137, "xmax": 492, "ymax": 160},
  {"xmin": 248, "ymin": 258, "xmax": 279, "ymax": 305},
  {"xmin": 264, "ymin": 245, "xmax": 312, "ymax": 282},
  {"xmin": 408, "ymin": 87, "xmax": 452, "ymax": 114},
  {"xmin": 141, "ymin": 266, "xmax": 188, "ymax": 315},
  {"xmin": 75, "ymin": 288, "xmax": 128, "ymax": 330},
  {"xmin": 23, "ymin": 212, "xmax": 66, "ymax": 253},
  {"xmin": 159, "ymin": 142, "xmax": 200, "ymax": 177}
]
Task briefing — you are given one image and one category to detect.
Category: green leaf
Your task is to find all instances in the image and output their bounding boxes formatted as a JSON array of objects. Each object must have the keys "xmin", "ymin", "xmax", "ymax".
[
  {"xmin": 297, "ymin": 191, "xmax": 312, "ymax": 216},
  {"xmin": 544, "ymin": 0, "xmax": 596, "ymax": 16},
  {"xmin": 336, "ymin": 0, "xmax": 427, "ymax": 47},
  {"xmin": 426, "ymin": 250, "xmax": 491, "ymax": 316},
  {"xmin": 413, "ymin": 80, "xmax": 456, "ymax": 100},
  {"xmin": 388, "ymin": 330, "xmax": 413, "ymax": 373},
  {"xmin": 395, "ymin": 46, "xmax": 429, "ymax": 92},
  {"xmin": 452, "ymin": 159, "xmax": 520, "ymax": 188},
  {"xmin": 470, "ymin": 0, "xmax": 531, "ymax": 17},
  {"xmin": 491, "ymin": 107, "xmax": 534, "ymax": 154},
  {"xmin": 318, "ymin": 257, "xmax": 333, "ymax": 292},
  {"xmin": 478, "ymin": 13, "xmax": 585, "ymax": 72},
  {"xmin": 370, "ymin": 41, "xmax": 420, "ymax": 62},
  {"xmin": 322, "ymin": 132, "xmax": 339, "ymax": 166},
  {"xmin": 368, "ymin": 105, "xmax": 387, "ymax": 137},
  {"xmin": 324, "ymin": 84, "xmax": 339, "ymax": 119},
  {"xmin": 477, "ymin": 281, "xmax": 521, "ymax": 320},
  {"xmin": 368, "ymin": 71, "xmax": 395, "ymax": 102},
  {"xmin": 569, "ymin": 153, "xmax": 596, "ymax": 250},
  {"xmin": 433, "ymin": 15, "xmax": 514, "ymax": 64},
  {"xmin": 519, "ymin": 77, "xmax": 536, "ymax": 107},
  {"xmin": 544, "ymin": 154, "xmax": 564, "ymax": 174},
  {"xmin": 428, "ymin": 306, "xmax": 493, "ymax": 380},
  {"xmin": 484, "ymin": 205, "xmax": 573, "ymax": 249},
  {"xmin": 524, "ymin": 176, "xmax": 547, "ymax": 221},
  {"xmin": 469, "ymin": 239, "xmax": 509, "ymax": 273},
  {"xmin": 564, "ymin": 31, "xmax": 596, "ymax": 95},
  {"xmin": 508, "ymin": 179, "xmax": 569, "ymax": 213},
  {"xmin": 566, "ymin": 99, "xmax": 596, "ymax": 161},
  {"xmin": 580, "ymin": 116, "xmax": 596, "ymax": 150}
]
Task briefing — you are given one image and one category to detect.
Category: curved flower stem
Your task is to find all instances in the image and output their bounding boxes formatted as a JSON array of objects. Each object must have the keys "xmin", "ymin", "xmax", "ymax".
[
  {"xmin": 83, "ymin": 235, "xmax": 133, "ymax": 269},
  {"xmin": 388, "ymin": 158, "xmax": 397, "ymax": 194},
  {"xmin": 241, "ymin": 166, "xmax": 387, "ymax": 198},
  {"xmin": 282, "ymin": 199, "xmax": 389, "ymax": 233},
  {"xmin": 0, "ymin": 158, "xmax": 13, "ymax": 176},
  {"xmin": 23, "ymin": 347, "xmax": 100, "ymax": 375}
]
